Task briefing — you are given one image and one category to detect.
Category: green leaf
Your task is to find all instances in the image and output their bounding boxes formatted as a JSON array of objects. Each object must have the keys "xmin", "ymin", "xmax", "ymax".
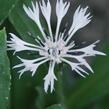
[
  {"xmin": 0, "ymin": 0, "xmax": 18, "ymax": 24},
  {"xmin": 0, "ymin": 28, "xmax": 10, "ymax": 109},
  {"xmin": 94, "ymin": 95, "xmax": 109, "ymax": 109},
  {"xmin": 47, "ymin": 104, "xmax": 65, "ymax": 109},
  {"xmin": 67, "ymin": 43, "xmax": 109, "ymax": 109}
]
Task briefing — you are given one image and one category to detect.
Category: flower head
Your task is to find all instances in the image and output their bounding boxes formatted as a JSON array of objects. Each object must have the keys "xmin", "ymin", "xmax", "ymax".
[{"xmin": 7, "ymin": 0, "xmax": 106, "ymax": 93}]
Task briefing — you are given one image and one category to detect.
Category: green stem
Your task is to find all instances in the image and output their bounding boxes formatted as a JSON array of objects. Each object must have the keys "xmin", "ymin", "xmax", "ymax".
[{"xmin": 56, "ymin": 65, "xmax": 67, "ymax": 109}]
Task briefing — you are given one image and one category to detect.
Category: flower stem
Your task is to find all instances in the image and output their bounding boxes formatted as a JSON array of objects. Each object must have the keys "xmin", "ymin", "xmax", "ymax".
[{"xmin": 56, "ymin": 65, "xmax": 67, "ymax": 109}]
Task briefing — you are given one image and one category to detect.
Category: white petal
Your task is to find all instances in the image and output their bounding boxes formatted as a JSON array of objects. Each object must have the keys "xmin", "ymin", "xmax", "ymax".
[
  {"xmin": 7, "ymin": 33, "xmax": 42, "ymax": 54},
  {"xmin": 40, "ymin": 0, "xmax": 51, "ymax": 23},
  {"xmin": 61, "ymin": 58, "xmax": 87, "ymax": 78},
  {"xmin": 63, "ymin": 41, "xmax": 106, "ymax": 73},
  {"xmin": 55, "ymin": 0, "xmax": 70, "ymax": 41},
  {"xmin": 23, "ymin": 2, "xmax": 39, "ymax": 25},
  {"xmin": 56, "ymin": 0, "xmax": 70, "ymax": 21},
  {"xmin": 40, "ymin": 0, "xmax": 53, "ymax": 40},
  {"xmin": 74, "ymin": 69, "xmax": 86, "ymax": 78},
  {"xmin": 66, "ymin": 5, "xmax": 92, "ymax": 43},
  {"xmin": 23, "ymin": 2, "xmax": 47, "ymax": 41},
  {"xmin": 68, "ymin": 40, "xmax": 106, "ymax": 56},
  {"xmin": 44, "ymin": 61, "xmax": 57, "ymax": 93},
  {"xmin": 13, "ymin": 56, "xmax": 49, "ymax": 78},
  {"xmin": 76, "ymin": 67, "xmax": 89, "ymax": 75},
  {"xmin": 63, "ymin": 54, "xmax": 94, "ymax": 73}
]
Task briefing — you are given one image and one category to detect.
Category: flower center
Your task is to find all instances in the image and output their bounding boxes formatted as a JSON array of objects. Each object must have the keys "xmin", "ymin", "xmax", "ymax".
[
  {"xmin": 47, "ymin": 47, "xmax": 62, "ymax": 63},
  {"xmin": 48, "ymin": 47, "xmax": 60, "ymax": 58},
  {"xmin": 39, "ymin": 39, "xmax": 66, "ymax": 63}
]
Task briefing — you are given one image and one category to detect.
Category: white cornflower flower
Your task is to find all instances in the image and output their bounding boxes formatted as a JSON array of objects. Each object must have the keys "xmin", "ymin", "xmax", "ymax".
[{"xmin": 7, "ymin": 0, "xmax": 106, "ymax": 93}]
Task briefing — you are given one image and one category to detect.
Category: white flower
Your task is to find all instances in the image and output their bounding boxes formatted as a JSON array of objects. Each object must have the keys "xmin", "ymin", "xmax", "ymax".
[{"xmin": 7, "ymin": 0, "xmax": 106, "ymax": 93}]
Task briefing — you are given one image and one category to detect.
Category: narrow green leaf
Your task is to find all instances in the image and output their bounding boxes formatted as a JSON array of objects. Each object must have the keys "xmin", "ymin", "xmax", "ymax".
[
  {"xmin": 0, "ymin": 0, "xmax": 18, "ymax": 24},
  {"xmin": 67, "ymin": 43, "xmax": 109, "ymax": 109},
  {"xmin": 47, "ymin": 104, "xmax": 65, "ymax": 109},
  {"xmin": 0, "ymin": 28, "xmax": 10, "ymax": 109}
]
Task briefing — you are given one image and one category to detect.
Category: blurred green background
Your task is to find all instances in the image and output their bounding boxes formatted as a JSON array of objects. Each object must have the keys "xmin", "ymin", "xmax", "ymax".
[{"xmin": 0, "ymin": 0, "xmax": 109, "ymax": 109}]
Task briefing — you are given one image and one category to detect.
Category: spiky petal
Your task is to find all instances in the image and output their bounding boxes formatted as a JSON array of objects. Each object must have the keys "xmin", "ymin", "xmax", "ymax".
[
  {"xmin": 66, "ymin": 6, "xmax": 92, "ymax": 43},
  {"xmin": 13, "ymin": 57, "xmax": 49, "ymax": 78},
  {"xmin": 68, "ymin": 40, "xmax": 106, "ymax": 56},
  {"xmin": 23, "ymin": 2, "xmax": 47, "ymax": 40},
  {"xmin": 55, "ymin": 0, "xmax": 70, "ymax": 40},
  {"xmin": 44, "ymin": 61, "xmax": 57, "ymax": 93},
  {"xmin": 40, "ymin": 0, "xmax": 53, "ymax": 40},
  {"xmin": 7, "ymin": 33, "xmax": 40, "ymax": 54}
]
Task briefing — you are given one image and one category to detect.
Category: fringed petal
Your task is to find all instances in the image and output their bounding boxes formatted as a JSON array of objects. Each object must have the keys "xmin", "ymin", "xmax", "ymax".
[
  {"xmin": 13, "ymin": 56, "xmax": 49, "ymax": 78},
  {"xmin": 23, "ymin": 2, "xmax": 47, "ymax": 41},
  {"xmin": 68, "ymin": 40, "xmax": 106, "ymax": 56},
  {"xmin": 55, "ymin": 0, "xmax": 70, "ymax": 41},
  {"xmin": 7, "ymin": 33, "xmax": 41, "ymax": 54},
  {"xmin": 61, "ymin": 58, "xmax": 89, "ymax": 78},
  {"xmin": 66, "ymin": 5, "xmax": 92, "ymax": 43},
  {"xmin": 40, "ymin": 0, "xmax": 53, "ymax": 40},
  {"xmin": 44, "ymin": 61, "xmax": 57, "ymax": 93}
]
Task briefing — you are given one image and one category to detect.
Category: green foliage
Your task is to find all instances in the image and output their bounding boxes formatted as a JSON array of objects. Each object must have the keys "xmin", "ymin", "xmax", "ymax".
[
  {"xmin": 47, "ymin": 104, "xmax": 65, "ymax": 109},
  {"xmin": 0, "ymin": 0, "xmax": 109, "ymax": 109},
  {"xmin": 0, "ymin": 0, "xmax": 18, "ymax": 24},
  {"xmin": 66, "ymin": 43, "xmax": 109, "ymax": 109},
  {"xmin": 0, "ymin": 29, "xmax": 10, "ymax": 109},
  {"xmin": 35, "ymin": 87, "xmax": 45, "ymax": 109}
]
